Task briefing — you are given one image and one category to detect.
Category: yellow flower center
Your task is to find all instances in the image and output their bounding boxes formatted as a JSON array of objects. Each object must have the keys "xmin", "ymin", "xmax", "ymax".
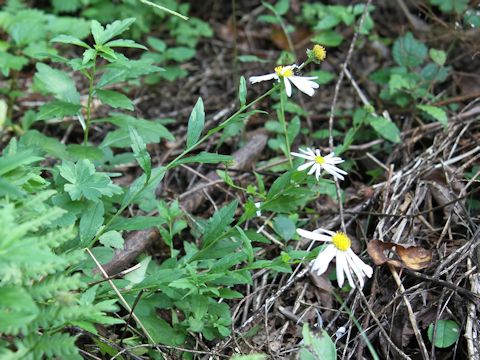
[
  {"xmin": 314, "ymin": 155, "xmax": 325, "ymax": 165},
  {"xmin": 312, "ymin": 45, "xmax": 327, "ymax": 61},
  {"xmin": 331, "ymin": 232, "xmax": 351, "ymax": 251},
  {"xmin": 275, "ymin": 66, "xmax": 293, "ymax": 78}
]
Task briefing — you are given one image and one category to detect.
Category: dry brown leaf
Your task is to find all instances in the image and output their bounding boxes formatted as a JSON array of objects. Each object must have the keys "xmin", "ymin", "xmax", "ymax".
[
  {"xmin": 367, "ymin": 240, "xmax": 432, "ymax": 270},
  {"xmin": 396, "ymin": 244, "xmax": 433, "ymax": 270}
]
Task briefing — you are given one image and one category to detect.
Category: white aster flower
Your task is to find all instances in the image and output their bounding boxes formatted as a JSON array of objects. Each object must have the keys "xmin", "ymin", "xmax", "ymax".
[
  {"xmin": 297, "ymin": 228, "xmax": 373, "ymax": 289},
  {"xmin": 249, "ymin": 65, "xmax": 319, "ymax": 97},
  {"xmin": 290, "ymin": 147, "xmax": 347, "ymax": 181}
]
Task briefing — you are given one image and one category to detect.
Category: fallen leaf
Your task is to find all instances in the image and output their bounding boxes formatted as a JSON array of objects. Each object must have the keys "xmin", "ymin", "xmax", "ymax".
[
  {"xmin": 367, "ymin": 240, "xmax": 432, "ymax": 270},
  {"xmin": 396, "ymin": 244, "xmax": 433, "ymax": 270}
]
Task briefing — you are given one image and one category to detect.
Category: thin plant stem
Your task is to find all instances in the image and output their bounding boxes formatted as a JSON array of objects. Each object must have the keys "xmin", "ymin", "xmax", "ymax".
[
  {"xmin": 84, "ymin": 65, "xmax": 96, "ymax": 145},
  {"xmin": 278, "ymin": 82, "xmax": 292, "ymax": 166}
]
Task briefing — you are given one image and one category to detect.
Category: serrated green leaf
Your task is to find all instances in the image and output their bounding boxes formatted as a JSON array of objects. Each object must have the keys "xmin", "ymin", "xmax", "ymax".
[
  {"xmin": 417, "ymin": 105, "xmax": 448, "ymax": 127},
  {"xmin": 51, "ymin": 35, "xmax": 90, "ymax": 48},
  {"xmin": 92, "ymin": 18, "xmax": 136, "ymax": 46},
  {"xmin": 96, "ymin": 89, "xmax": 133, "ymax": 110},
  {"xmin": 58, "ymin": 159, "xmax": 122, "ymax": 201},
  {"xmin": 82, "ymin": 48, "xmax": 97, "ymax": 65},
  {"xmin": 104, "ymin": 39, "xmax": 147, "ymax": 50},
  {"xmin": 201, "ymin": 200, "xmax": 238, "ymax": 249},
  {"xmin": 369, "ymin": 116, "xmax": 401, "ymax": 143},
  {"xmin": 0, "ymin": 286, "xmax": 39, "ymax": 334},
  {"xmin": 392, "ymin": 32, "xmax": 427, "ymax": 68},
  {"xmin": 187, "ymin": 97, "xmax": 205, "ymax": 148},
  {"xmin": 129, "ymin": 126, "xmax": 151, "ymax": 178},
  {"xmin": 99, "ymin": 230, "xmax": 124, "ymax": 249},
  {"xmin": 37, "ymin": 101, "xmax": 81, "ymax": 121},
  {"xmin": 80, "ymin": 201, "xmax": 104, "ymax": 243},
  {"xmin": 100, "ymin": 115, "xmax": 174, "ymax": 148},
  {"xmin": 91, "ymin": 20, "xmax": 104, "ymax": 45},
  {"xmin": 427, "ymin": 320, "xmax": 460, "ymax": 348},
  {"xmin": 239, "ymin": 76, "xmax": 247, "ymax": 106},
  {"xmin": 35, "ymin": 63, "xmax": 80, "ymax": 103},
  {"xmin": 98, "ymin": 59, "xmax": 163, "ymax": 87}
]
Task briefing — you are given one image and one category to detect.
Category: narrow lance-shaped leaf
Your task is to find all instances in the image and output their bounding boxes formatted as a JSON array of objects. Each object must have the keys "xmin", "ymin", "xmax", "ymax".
[
  {"xmin": 239, "ymin": 76, "xmax": 247, "ymax": 106},
  {"xmin": 186, "ymin": 97, "xmax": 205, "ymax": 148},
  {"xmin": 417, "ymin": 105, "xmax": 448, "ymax": 127},
  {"xmin": 129, "ymin": 126, "xmax": 151, "ymax": 179},
  {"xmin": 80, "ymin": 201, "xmax": 104, "ymax": 243},
  {"xmin": 173, "ymin": 152, "xmax": 233, "ymax": 166},
  {"xmin": 96, "ymin": 89, "xmax": 133, "ymax": 110},
  {"xmin": 104, "ymin": 39, "xmax": 148, "ymax": 50},
  {"xmin": 51, "ymin": 35, "xmax": 90, "ymax": 49}
]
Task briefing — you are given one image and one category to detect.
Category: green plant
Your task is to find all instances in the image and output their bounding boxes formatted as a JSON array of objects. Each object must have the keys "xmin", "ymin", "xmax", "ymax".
[
  {"xmin": 299, "ymin": 324, "xmax": 336, "ymax": 360},
  {"xmin": 427, "ymin": 320, "xmax": 461, "ymax": 348},
  {"xmin": 370, "ymin": 32, "xmax": 450, "ymax": 126},
  {"xmin": 0, "ymin": 190, "xmax": 121, "ymax": 359},
  {"xmin": 0, "ymin": 2, "xmax": 90, "ymax": 130},
  {"xmin": 301, "ymin": 3, "xmax": 375, "ymax": 46}
]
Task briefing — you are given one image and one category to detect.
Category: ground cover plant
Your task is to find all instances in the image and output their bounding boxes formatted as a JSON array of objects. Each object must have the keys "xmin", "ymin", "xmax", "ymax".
[{"xmin": 0, "ymin": 0, "xmax": 479, "ymax": 359}]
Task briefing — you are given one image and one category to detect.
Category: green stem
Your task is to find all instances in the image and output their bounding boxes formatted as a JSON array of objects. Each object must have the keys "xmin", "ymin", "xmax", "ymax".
[
  {"xmin": 84, "ymin": 65, "xmax": 96, "ymax": 145},
  {"xmin": 278, "ymin": 82, "xmax": 292, "ymax": 166}
]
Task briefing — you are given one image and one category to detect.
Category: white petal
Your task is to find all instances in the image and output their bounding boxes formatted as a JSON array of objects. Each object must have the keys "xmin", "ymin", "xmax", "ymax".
[
  {"xmin": 308, "ymin": 163, "xmax": 319, "ymax": 176},
  {"xmin": 299, "ymin": 148, "xmax": 315, "ymax": 157},
  {"xmin": 249, "ymin": 73, "xmax": 277, "ymax": 84},
  {"xmin": 345, "ymin": 252, "xmax": 365, "ymax": 288},
  {"xmin": 297, "ymin": 229, "xmax": 332, "ymax": 242},
  {"xmin": 291, "ymin": 152, "xmax": 314, "ymax": 161},
  {"xmin": 305, "ymin": 148, "xmax": 317, "ymax": 157},
  {"xmin": 298, "ymin": 161, "xmax": 315, "ymax": 171},
  {"xmin": 315, "ymin": 165, "xmax": 321, "ymax": 180},
  {"xmin": 311, "ymin": 245, "xmax": 337, "ymax": 275},
  {"xmin": 347, "ymin": 249, "xmax": 373, "ymax": 278},
  {"xmin": 289, "ymin": 77, "xmax": 319, "ymax": 97},
  {"xmin": 328, "ymin": 158, "xmax": 345, "ymax": 165},
  {"xmin": 315, "ymin": 228, "xmax": 336, "ymax": 236},
  {"xmin": 315, "ymin": 149, "xmax": 321, "ymax": 157},
  {"xmin": 343, "ymin": 260, "xmax": 356, "ymax": 288},
  {"xmin": 335, "ymin": 251, "xmax": 347, "ymax": 288},
  {"xmin": 284, "ymin": 77, "xmax": 292, "ymax": 97},
  {"xmin": 322, "ymin": 165, "xmax": 346, "ymax": 180},
  {"xmin": 323, "ymin": 164, "xmax": 347, "ymax": 175}
]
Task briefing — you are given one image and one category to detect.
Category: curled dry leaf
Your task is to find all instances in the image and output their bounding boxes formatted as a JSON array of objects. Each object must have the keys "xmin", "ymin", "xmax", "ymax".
[{"xmin": 367, "ymin": 240, "xmax": 432, "ymax": 270}]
